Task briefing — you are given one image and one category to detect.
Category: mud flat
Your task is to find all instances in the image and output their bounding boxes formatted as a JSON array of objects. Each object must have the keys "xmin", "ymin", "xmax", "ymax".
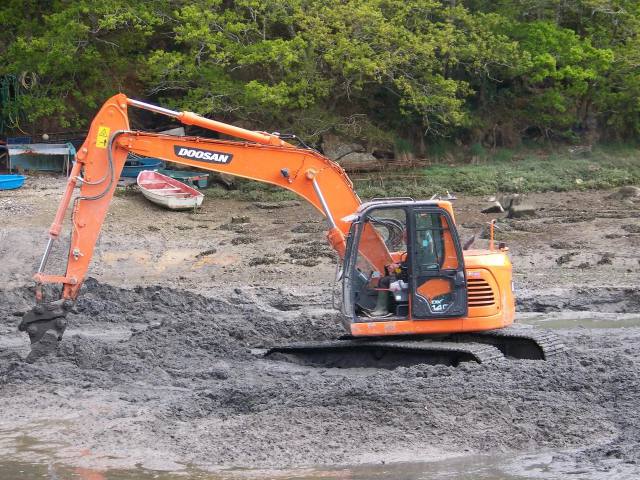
[
  {"xmin": 0, "ymin": 181, "xmax": 639, "ymax": 477},
  {"xmin": 0, "ymin": 280, "xmax": 639, "ymax": 477}
]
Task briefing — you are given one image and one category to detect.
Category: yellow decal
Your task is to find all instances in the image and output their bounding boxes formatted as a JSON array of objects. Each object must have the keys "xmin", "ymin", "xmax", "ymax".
[{"xmin": 96, "ymin": 126, "xmax": 110, "ymax": 149}]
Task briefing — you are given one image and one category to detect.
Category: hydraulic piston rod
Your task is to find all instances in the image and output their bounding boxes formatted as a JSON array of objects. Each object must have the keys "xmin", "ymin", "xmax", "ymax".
[{"xmin": 126, "ymin": 98, "xmax": 289, "ymax": 147}]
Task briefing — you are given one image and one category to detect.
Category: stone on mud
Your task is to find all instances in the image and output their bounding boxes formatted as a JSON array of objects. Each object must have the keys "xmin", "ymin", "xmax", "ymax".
[
  {"xmin": 606, "ymin": 186, "xmax": 640, "ymax": 201},
  {"xmin": 481, "ymin": 201, "xmax": 504, "ymax": 214},
  {"xmin": 507, "ymin": 203, "xmax": 536, "ymax": 219}
]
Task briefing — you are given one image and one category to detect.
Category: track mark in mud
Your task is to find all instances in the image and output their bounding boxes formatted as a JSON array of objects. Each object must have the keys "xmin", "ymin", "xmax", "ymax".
[{"xmin": 517, "ymin": 286, "xmax": 640, "ymax": 313}]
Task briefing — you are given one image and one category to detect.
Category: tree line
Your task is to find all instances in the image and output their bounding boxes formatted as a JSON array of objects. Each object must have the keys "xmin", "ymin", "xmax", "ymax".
[{"xmin": 1, "ymin": 0, "xmax": 638, "ymax": 152}]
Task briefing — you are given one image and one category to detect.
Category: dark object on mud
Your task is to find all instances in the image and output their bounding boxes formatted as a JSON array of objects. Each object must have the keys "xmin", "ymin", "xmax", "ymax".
[
  {"xmin": 622, "ymin": 224, "xmax": 640, "ymax": 234},
  {"xmin": 249, "ymin": 254, "xmax": 278, "ymax": 266},
  {"xmin": 597, "ymin": 253, "xmax": 614, "ymax": 265},
  {"xmin": 556, "ymin": 252, "xmax": 578, "ymax": 265},
  {"xmin": 253, "ymin": 201, "xmax": 301, "ymax": 209},
  {"xmin": 196, "ymin": 248, "xmax": 217, "ymax": 258},
  {"xmin": 290, "ymin": 258, "xmax": 321, "ymax": 267},
  {"xmin": 231, "ymin": 215, "xmax": 250, "ymax": 224},
  {"xmin": 291, "ymin": 222, "xmax": 325, "ymax": 234},
  {"xmin": 284, "ymin": 243, "xmax": 334, "ymax": 260},
  {"xmin": 231, "ymin": 236, "xmax": 256, "ymax": 245}
]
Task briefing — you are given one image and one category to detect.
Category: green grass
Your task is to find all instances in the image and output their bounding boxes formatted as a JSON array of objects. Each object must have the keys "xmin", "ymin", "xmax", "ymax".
[
  {"xmin": 203, "ymin": 180, "xmax": 297, "ymax": 202},
  {"xmin": 355, "ymin": 144, "xmax": 640, "ymax": 198},
  {"xmin": 196, "ymin": 144, "xmax": 640, "ymax": 201}
]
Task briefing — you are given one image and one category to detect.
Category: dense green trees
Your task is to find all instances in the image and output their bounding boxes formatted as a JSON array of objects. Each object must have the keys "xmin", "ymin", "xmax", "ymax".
[{"xmin": 0, "ymin": 0, "xmax": 638, "ymax": 149}]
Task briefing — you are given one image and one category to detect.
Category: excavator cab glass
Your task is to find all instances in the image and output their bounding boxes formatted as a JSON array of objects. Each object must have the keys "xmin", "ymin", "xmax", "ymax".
[
  {"xmin": 341, "ymin": 202, "xmax": 467, "ymax": 326},
  {"xmin": 409, "ymin": 208, "xmax": 467, "ymax": 319}
]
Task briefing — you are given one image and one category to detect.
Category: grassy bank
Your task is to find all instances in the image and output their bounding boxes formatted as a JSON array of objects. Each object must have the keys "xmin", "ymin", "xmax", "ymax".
[{"xmin": 202, "ymin": 144, "xmax": 640, "ymax": 201}]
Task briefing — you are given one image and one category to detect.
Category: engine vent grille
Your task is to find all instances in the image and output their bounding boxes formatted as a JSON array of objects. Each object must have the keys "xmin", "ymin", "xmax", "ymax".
[{"xmin": 467, "ymin": 278, "xmax": 496, "ymax": 307}]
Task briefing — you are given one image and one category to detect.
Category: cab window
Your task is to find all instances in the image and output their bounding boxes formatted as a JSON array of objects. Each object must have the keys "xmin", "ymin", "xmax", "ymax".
[{"xmin": 414, "ymin": 212, "xmax": 445, "ymax": 271}]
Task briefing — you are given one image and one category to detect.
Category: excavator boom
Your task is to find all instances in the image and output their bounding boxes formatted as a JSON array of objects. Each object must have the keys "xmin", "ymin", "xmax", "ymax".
[{"xmin": 19, "ymin": 94, "xmax": 391, "ymax": 355}]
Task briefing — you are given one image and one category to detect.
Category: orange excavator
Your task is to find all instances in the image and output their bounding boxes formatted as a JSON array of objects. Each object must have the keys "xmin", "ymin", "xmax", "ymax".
[{"xmin": 19, "ymin": 94, "xmax": 562, "ymax": 365}]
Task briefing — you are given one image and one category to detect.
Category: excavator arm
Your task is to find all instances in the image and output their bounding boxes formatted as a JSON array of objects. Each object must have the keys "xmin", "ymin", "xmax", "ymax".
[{"xmin": 19, "ymin": 94, "xmax": 392, "ymax": 356}]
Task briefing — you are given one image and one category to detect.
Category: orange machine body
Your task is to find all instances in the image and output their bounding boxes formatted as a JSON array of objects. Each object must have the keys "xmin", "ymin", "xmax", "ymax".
[
  {"xmin": 350, "ymin": 249, "xmax": 515, "ymax": 336},
  {"xmin": 35, "ymin": 94, "xmax": 515, "ymax": 337}
]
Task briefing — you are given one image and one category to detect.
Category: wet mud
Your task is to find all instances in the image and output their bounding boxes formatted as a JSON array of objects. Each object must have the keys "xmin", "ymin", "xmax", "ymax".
[
  {"xmin": 0, "ymin": 181, "xmax": 639, "ymax": 476},
  {"xmin": 1, "ymin": 279, "xmax": 639, "ymax": 475}
]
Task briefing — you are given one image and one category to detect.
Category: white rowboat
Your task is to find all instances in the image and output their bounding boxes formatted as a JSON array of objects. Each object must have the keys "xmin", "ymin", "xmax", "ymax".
[{"xmin": 136, "ymin": 170, "xmax": 204, "ymax": 210}]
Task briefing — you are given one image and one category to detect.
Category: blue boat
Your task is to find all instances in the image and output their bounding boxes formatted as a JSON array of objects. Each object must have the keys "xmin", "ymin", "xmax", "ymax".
[
  {"xmin": 0, "ymin": 174, "xmax": 26, "ymax": 190},
  {"xmin": 120, "ymin": 157, "xmax": 165, "ymax": 178}
]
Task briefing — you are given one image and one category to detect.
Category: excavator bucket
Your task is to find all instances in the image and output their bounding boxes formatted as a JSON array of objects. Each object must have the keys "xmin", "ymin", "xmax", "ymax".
[{"xmin": 18, "ymin": 299, "xmax": 71, "ymax": 362}]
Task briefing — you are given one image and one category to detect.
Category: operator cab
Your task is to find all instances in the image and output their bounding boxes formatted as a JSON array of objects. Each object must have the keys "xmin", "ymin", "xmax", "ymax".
[{"xmin": 341, "ymin": 200, "xmax": 468, "ymax": 324}]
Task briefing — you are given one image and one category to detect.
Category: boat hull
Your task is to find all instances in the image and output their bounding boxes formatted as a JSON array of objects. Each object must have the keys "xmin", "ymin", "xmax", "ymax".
[
  {"xmin": 136, "ymin": 170, "xmax": 204, "ymax": 210},
  {"xmin": 0, "ymin": 174, "xmax": 26, "ymax": 190}
]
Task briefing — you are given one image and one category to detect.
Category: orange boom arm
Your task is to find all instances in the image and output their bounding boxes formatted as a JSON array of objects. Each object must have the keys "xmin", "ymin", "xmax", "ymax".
[{"xmin": 33, "ymin": 94, "xmax": 392, "ymax": 302}]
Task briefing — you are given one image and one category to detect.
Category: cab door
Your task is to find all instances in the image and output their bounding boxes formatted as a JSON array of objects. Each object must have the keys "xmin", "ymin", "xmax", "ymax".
[
  {"xmin": 409, "ymin": 207, "xmax": 468, "ymax": 319},
  {"xmin": 340, "ymin": 217, "xmax": 362, "ymax": 322}
]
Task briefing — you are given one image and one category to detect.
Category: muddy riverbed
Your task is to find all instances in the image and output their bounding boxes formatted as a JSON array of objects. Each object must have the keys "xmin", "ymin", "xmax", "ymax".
[{"xmin": 0, "ymin": 177, "xmax": 639, "ymax": 478}]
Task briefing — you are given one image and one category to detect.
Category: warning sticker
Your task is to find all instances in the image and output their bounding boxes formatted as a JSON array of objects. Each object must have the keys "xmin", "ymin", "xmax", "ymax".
[{"xmin": 96, "ymin": 126, "xmax": 110, "ymax": 149}]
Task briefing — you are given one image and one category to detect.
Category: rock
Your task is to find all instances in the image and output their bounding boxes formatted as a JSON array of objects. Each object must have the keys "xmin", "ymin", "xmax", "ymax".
[
  {"xmin": 481, "ymin": 201, "xmax": 504, "ymax": 214},
  {"xmin": 230, "ymin": 215, "xmax": 250, "ymax": 224},
  {"xmin": 321, "ymin": 134, "xmax": 365, "ymax": 160},
  {"xmin": 597, "ymin": 253, "xmax": 614, "ymax": 265},
  {"xmin": 253, "ymin": 201, "xmax": 301, "ymax": 209},
  {"xmin": 556, "ymin": 252, "xmax": 578, "ymax": 265},
  {"xmin": 606, "ymin": 186, "xmax": 640, "ymax": 201},
  {"xmin": 490, "ymin": 194, "xmax": 522, "ymax": 210},
  {"xmin": 292, "ymin": 222, "xmax": 325, "ymax": 234},
  {"xmin": 249, "ymin": 254, "xmax": 278, "ymax": 266},
  {"xmin": 337, "ymin": 152, "xmax": 384, "ymax": 172},
  {"xmin": 231, "ymin": 236, "xmax": 256, "ymax": 245},
  {"xmin": 321, "ymin": 134, "xmax": 383, "ymax": 171},
  {"xmin": 195, "ymin": 248, "xmax": 217, "ymax": 258},
  {"xmin": 621, "ymin": 224, "xmax": 640, "ymax": 234},
  {"xmin": 507, "ymin": 204, "xmax": 536, "ymax": 219}
]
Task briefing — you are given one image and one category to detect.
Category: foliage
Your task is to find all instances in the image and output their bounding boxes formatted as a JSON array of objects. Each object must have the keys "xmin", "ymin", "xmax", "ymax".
[{"xmin": 0, "ymin": 0, "xmax": 639, "ymax": 146}]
